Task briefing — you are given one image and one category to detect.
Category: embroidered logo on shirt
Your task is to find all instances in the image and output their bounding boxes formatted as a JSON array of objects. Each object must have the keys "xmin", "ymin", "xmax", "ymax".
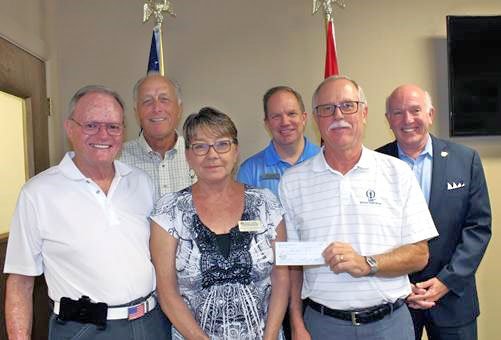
[
  {"xmin": 366, "ymin": 189, "xmax": 376, "ymax": 201},
  {"xmin": 260, "ymin": 173, "xmax": 280, "ymax": 180},
  {"xmin": 447, "ymin": 182, "xmax": 465, "ymax": 190},
  {"xmin": 360, "ymin": 189, "xmax": 381, "ymax": 205}
]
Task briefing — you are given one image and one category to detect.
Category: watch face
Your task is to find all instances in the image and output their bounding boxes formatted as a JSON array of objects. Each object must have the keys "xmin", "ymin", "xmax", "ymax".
[{"xmin": 366, "ymin": 256, "xmax": 378, "ymax": 274}]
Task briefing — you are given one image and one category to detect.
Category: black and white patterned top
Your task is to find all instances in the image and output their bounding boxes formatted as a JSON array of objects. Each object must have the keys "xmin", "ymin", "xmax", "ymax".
[{"xmin": 151, "ymin": 185, "xmax": 284, "ymax": 340}]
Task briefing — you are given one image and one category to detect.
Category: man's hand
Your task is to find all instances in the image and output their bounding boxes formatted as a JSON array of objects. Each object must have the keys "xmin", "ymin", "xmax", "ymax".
[
  {"xmin": 406, "ymin": 278, "xmax": 449, "ymax": 310},
  {"xmin": 322, "ymin": 242, "xmax": 369, "ymax": 277}
]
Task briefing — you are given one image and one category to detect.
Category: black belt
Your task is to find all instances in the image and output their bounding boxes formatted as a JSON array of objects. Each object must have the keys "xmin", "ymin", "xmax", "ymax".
[{"xmin": 306, "ymin": 298, "xmax": 405, "ymax": 326}]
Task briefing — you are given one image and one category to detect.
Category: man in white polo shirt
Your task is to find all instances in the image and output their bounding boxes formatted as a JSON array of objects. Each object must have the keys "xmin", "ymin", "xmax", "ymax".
[
  {"xmin": 279, "ymin": 76, "xmax": 438, "ymax": 340},
  {"xmin": 4, "ymin": 85, "xmax": 171, "ymax": 339}
]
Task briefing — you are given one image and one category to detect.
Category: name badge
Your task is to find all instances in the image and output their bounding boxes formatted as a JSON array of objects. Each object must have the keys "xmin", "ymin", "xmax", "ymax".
[
  {"xmin": 260, "ymin": 173, "xmax": 280, "ymax": 180},
  {"xmin": 238, "ymin": 220, "xmax": 262, "ymax": 232}
]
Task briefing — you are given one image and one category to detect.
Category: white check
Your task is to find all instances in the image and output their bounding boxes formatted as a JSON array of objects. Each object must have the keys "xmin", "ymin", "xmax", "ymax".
[{"xmin": 275, "ymin": 241, "xmax": 328, "ymax": 266}]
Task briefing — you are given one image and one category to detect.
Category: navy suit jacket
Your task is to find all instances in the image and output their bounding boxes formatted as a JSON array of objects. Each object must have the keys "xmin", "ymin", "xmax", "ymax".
[{"xmin": 377, "ymin": 135, "xmax": 491, "ymax": 327}]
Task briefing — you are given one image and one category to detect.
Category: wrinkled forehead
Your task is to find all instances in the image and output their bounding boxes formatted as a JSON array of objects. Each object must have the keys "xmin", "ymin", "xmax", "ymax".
[
  {"xmin": 138, "ymin": 76, "xmax": 176, "ymax": 98},
  {"xmin": 319, "ymin": 80, "xmax": 360, "ymax": 103},
  {"xmin": 388, "ymin": 89, "xmax": 426, "ymax": 111},
  {"xmin": 74, "ymin": 92, "xmax": 124, "ymax": 121}
]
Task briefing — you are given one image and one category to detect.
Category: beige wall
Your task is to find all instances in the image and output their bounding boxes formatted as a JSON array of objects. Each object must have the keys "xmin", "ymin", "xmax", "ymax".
[
  {"xmin": 0, "ymin": 0, "xmax": 62, "ymax": 165},
  {"xmin": 0, "ymin": 0, "xmax": 46, "ymax": 59},
  {"xmin": 1, "ymin": 0, "xmax": 500, "ymax": 338}
]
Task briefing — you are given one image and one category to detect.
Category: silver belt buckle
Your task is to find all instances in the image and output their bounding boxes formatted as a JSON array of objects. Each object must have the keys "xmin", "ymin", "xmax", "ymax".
[{"xmin": 351, "ymin": 311, "xmax": 360, "ymax": 326}]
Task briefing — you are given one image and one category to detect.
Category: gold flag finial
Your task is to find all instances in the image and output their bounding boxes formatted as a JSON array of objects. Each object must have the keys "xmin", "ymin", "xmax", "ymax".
[
  {"xmin": 313, "ymin": 0, "xmax": 347, "ymax": 22},
  {"xmin": 143, "ymin": 0, "xmax": 176, "ymax": 75},
  {"xmin": 143, "ymin": 0, "xmax": 176, "ymax": 25}
]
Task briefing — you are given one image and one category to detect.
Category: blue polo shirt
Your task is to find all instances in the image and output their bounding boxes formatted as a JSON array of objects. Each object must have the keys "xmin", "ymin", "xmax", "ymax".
[
  {"xmin": 237, "ymin": 137, "xmax": 320, "ymax": 196},
  {"xmin": 397, "ymin": 135, "xmax": 433, "ymax": 204}
]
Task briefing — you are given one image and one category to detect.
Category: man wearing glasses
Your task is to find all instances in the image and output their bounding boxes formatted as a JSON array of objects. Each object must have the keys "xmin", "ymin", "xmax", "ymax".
[
  {"xmin": 377, "ymin": 84, "xmax": 491, "ymax": 340},
  {"xmin": 237, "ymin": 86, "xmax": 319, "ymax": 340},
  {"xmin": 237, "ymin": 86, "xmax": 320, "ymax": 197},
  {"xmin": 279, "ymin": 76, "xmax": 438, "ymax": 339},
  {"xmin": 120, "ymin": 72, "xmax": 193, "ymax": 200},
  {"xmin": 4, "ymin": 85, "xmax": 171, "ymax": 339}
]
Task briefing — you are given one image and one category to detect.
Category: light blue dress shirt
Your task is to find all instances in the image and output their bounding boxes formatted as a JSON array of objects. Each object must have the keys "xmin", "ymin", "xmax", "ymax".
[
  {"xmin": 237, "ymin": 137, "xmax": 320, "ymax": 196},
  {"xmin": 397, "ymin": 135, "xmax": 433, "ymax": 204}
]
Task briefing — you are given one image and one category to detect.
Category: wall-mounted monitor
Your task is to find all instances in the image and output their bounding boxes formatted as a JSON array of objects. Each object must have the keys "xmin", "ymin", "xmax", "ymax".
[{"xmin": 447, "ymin": 15, "xmax": 501, "ymax": 136}]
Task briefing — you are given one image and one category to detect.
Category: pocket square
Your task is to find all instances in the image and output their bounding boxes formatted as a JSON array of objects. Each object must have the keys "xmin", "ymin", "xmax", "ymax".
[{"xmin": 447, "ymin": 182, "xmax": 465, "ymax": 190}]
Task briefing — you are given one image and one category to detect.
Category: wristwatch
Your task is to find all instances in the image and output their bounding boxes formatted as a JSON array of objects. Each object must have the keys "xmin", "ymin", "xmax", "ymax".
[{"xmin": 365, "ymin": 256, "xmax": 378, "ymax": 276}]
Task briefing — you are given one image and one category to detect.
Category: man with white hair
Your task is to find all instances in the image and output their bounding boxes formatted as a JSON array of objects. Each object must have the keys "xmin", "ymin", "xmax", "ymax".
[
  {"xmin": 280, "ymin": 76, "xmax": 438, "ymax": 340},
  {"xmin": 4, "ymin": 85, "xmax": 171, "ymax": 339},
  {"xmin": 377, "ymin": 84, "xmax": 491, "ymax": 340},
  {"xmin": 120, "ymin": 73, "xmax": 193, "ymax": 199}
]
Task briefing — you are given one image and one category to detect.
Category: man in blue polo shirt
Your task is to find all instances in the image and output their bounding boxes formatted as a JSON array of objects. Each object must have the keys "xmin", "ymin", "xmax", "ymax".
[{"xmin": 237, "ymin": 86, "xmax": 320, "ymax": 196}]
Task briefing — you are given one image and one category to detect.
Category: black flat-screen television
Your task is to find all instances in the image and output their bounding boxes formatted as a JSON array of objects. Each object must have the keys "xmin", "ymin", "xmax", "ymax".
[{"xmin": 447, "ymin": 15, "xmax": 501, "ymax": 136}]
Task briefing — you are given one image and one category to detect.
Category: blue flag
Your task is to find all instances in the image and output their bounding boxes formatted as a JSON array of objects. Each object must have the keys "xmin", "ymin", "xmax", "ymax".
[{"xmin": 147, "ymin": 28, "xmax": 160, "ymax": 73}]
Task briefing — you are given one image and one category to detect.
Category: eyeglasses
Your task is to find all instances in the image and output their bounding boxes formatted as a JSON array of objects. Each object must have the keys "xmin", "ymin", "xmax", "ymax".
[
  {"xmin": 189, "ymin": 140, "xmax": 235, "ymax": 156},
  {"xmin": 314, "ymin": 101, "xmax": 365, "ymax": 117},
  {"xmin": 70, "ymin": 118, "xmax": 124, "ymax": 136}
]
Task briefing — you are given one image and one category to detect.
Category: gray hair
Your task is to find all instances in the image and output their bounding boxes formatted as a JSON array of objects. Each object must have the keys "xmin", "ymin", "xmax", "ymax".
[
  {"xmin": 132, "ymin": 72, "xmax": 182, "ymax": 107},
  {"xmin": 385, "ymin": 89, "xmax": 434, "ymax": 114},
  {"xmin": 183, "ymin": 107, "xmax": 238, "ymax": 147},
  {"xmin": 312, "ymin": 75, "xmax": 367, "ymax": 111},
  {"xmin": 263, "ymin": 86, "xmax": 305, "ymax": 119},
  {"xmin": 67, "ymin": 85, "xmax": 125, "ymax": 119}
]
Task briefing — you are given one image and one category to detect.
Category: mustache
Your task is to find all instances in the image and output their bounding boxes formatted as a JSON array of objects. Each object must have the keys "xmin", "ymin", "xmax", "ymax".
[{"xmin": 328, "ymin": 120, "xmax": 352, "ymax": 130}]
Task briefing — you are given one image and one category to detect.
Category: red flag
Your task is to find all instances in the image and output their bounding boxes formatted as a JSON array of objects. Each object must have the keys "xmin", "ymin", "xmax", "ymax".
[{"xmin": 324, "ymin": 20, "xmax": 339, "ymax": 78}]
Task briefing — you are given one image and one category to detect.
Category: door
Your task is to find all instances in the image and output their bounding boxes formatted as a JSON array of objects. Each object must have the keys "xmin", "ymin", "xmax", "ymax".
[{"xmin": 0, "ymin": 35, "xmax": 50, "ymax": 340}]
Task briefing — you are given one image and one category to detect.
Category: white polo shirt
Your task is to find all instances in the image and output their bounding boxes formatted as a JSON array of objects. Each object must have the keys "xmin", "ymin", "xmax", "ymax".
[
  {"xmin": 3, "ymin": 152, "xmax": 156, "ymax": 305},
  {"xmin": 279, "ymin": 147, "xmax": 438, "ymax": 310}
]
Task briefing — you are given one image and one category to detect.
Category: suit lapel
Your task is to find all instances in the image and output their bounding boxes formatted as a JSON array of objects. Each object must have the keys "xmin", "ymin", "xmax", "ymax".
[
  {"xmin": 387, "ymin": 141, "xmax": 399, "ymax": 157},
  {"xmin": 429, "ymin": 135, "xmax": 447, "ymax": 214}
]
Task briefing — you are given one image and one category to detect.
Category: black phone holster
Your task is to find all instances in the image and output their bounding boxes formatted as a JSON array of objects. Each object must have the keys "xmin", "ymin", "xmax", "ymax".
[{"xmin": 56, "ymin": 296, "xmax": 108, "ymax": 330}]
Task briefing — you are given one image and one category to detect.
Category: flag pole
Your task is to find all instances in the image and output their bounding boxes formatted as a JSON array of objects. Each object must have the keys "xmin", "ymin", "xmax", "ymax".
[
  {"xmin": 143, "ymin": 0, "xmax": 176, "ymax": 75},
  {"xmin": 313, "ymin": 0, "xmax": 347, "ymax": 78},
  {"xmin": 313, "ymin": 0, "xmax": 347, "ymax": 145},
  {"xmin": 157, "ymin": 24, "xmax": 165, "ymax": 75}
]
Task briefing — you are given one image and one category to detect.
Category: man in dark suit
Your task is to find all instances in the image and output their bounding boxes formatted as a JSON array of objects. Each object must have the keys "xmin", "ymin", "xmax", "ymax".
[{"xmin": 377, "ymin": 84, "xmax": 492, "ymax": 340}]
